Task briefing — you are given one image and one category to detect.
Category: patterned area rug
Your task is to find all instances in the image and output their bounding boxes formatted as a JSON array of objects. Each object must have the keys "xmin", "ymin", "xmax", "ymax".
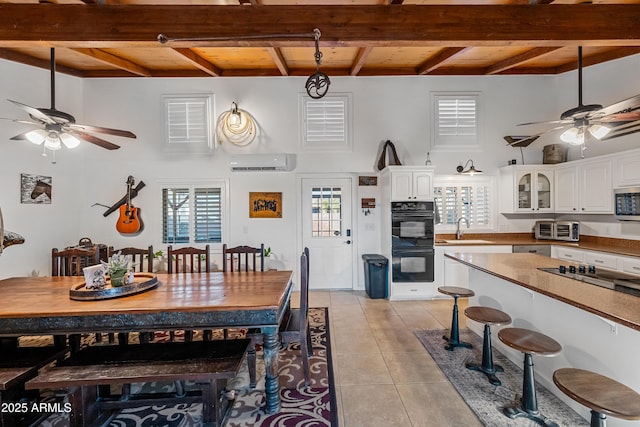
[
  {"xmin": 414, "ymin": 329, "xmax": 588, "ymax": 427},
  {"xmin": 24, "ymin": 307, "xmax": 337, "ymax": 427}
]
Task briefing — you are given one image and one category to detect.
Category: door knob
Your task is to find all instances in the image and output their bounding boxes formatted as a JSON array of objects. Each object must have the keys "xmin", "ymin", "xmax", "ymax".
[{"xmin": 345, "ymin": 240, "xmax": 351, "ymax": 244}]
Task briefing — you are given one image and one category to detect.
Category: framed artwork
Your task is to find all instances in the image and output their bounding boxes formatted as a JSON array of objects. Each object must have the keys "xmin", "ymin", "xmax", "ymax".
[
  {"xmin": 359, "ymin": 176, "xmax": 377, "ymax": 186},
  {"xmin": 21, "ymin": 174, "xmax": 52, "ymax": 204},
  {"xmin": 249, "ymin": 192, "xmax": 282, "ymax": 218}
]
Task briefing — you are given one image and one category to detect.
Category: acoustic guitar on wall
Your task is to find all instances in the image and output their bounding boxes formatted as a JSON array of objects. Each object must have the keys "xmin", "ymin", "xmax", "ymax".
[{"xmin": 116, "ymin": 176, "xmax": 142, "ymax": 234}]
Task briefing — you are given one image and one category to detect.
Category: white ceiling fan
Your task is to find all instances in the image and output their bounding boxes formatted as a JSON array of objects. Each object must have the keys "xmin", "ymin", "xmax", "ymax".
[
  {"xmin": 506, "ymin": 47, "xmax": 640, "ymax": 148},
  {"xmin": 1, "ymin": 48, "xmax": 136, "ymax": 155}
]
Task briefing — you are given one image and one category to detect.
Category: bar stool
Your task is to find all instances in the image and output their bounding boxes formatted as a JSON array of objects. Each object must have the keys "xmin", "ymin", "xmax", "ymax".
[
  {"xmin": 553, "ymin": 368, "xmax": 640, "ymax": 427},
  {"xmin": 464, "ymin": 306, "xmax": 512, "ymax": 385},
  {"xmin": 498, "ymin": 327, "xmax": 562, "ymax": 427},
  {"xmin": 438, "ymin": 286, "xmax": 475, "ymax": 351}
]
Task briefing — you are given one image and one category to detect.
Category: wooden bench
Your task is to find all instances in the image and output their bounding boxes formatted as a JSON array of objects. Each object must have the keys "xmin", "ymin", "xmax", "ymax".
[
  {"xmin": 25, "ymin": 339, "xmax": 251, "ymax": 427},
  {"xmin": 1, "ymin": 345, "xmax": 68, "ymax": 427}
]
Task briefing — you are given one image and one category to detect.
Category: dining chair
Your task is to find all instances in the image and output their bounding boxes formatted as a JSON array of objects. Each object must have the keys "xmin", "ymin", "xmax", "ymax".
[
  {"xmin": 222, "ymin": 243, "xmax": 264, "ymax": 272},
  {"xmin": 107, "ymin": 246, "xmax": 154, "ymax": 344},
  {"xmin": 51, "ymin": 247, "xmax": 100, "ymax": 350},
  {"xmin": 166, "ymin": 245, "xmax": 210, "ymax": 341},
  {"xmin": 247, "ymin": 247, "xmax": 312, "ymax": 388}
]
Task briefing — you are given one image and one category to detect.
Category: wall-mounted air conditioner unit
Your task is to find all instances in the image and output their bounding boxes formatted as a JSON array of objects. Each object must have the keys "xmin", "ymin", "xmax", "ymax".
[{"xmin": 229, "ymin": 153, "xmax": 296, "ymax": 172}]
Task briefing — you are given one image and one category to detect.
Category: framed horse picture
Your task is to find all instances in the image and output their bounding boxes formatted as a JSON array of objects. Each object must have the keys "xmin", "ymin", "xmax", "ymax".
[{"xmin": 21, "ymin": 173, "xmax": 52, "ymax": 204}]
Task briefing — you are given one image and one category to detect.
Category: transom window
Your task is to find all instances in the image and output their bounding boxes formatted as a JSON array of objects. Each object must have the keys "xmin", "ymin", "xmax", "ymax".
[
  {"xmin": 311, "ymin": 187, "xmax": 343, "ymax": 237},
  {"xmin": 163, "ymin": 94, "xmax": 214, "ymax": 153},
  {"xmin": 431, "ymin": 92, "xmax": 480, "ymax": 151},
  {"xmin": 301, "ymin": 93, "xmax": 352, "ymax": 152}
]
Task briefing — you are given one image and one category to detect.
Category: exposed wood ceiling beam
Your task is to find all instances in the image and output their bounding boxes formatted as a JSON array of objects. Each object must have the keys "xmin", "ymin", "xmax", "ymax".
[
  {"xmin": 484, "ymin": 47, "xmax": 562, "ymax": 74},
  {"xmin": 0, "ymin": 47, "xmax": 85, "ymax": 77},
  {"xmin": 417, "ymin": 47, "xmax": 469, "ymax": 75},
  {"xmin": 171, "ymin": 48, "xmax": 221, "ymax": 77},
  {"xmin": 71, "ymin": 48, "xmax": 152, "ymax": 77},
  {"xmin": 267, "ymin": 47, "xmax": 289, "ymax": 76},
  {"xmin": 350, "ymin": 47, "xmax": 372, "ymax": 76},
  {"xmin": 555, "ymin": 46, "xmax": 640, "ymax": 73},
  {"xmin": 2, "ymin": 5, "xmax": 640, "ymax": 48}
]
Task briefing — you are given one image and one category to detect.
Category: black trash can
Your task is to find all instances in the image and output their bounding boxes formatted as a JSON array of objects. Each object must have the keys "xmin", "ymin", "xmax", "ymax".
[{"xmin": 362, "ymin": 254, "xmax": 389, "ymax": 299}]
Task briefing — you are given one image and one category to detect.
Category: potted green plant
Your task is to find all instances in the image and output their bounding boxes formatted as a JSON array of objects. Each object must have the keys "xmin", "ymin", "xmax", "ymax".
[{"xmin": 102, "ymin": 251, "xmax": 137, "ymax": 287}]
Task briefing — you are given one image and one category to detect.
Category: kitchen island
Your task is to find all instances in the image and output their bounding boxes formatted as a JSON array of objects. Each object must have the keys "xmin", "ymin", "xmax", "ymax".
[{"xmin": 447, "ymin": 252, "xmax": 640, "ymax": 427}]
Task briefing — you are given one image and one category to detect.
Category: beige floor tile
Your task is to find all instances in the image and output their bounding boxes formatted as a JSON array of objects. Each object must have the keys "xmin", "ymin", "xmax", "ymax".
[
  {"xmin": 340, "ymin": 384, "xmax": 412, "ymax": 427},
  {"xmin": 332, "ymin": 328, "xmax": 380, "ymax": 354},
  {"xmin": 309, "ymin": 290, "xmax": 332, "ymax": 308},
  {"xmin": 336, "ymin": 352, "xmax": 393, "ymax": 386},
  {"xmin": 397, "ymin": 311, "xmax": 445, "ymax": 330},
  {"xmin": 396, "ymin": 382, "xmax": 483, "ymax": 427},
  {"xmin": 330, "ymin": 291, "xmax": 362, "ymax": 305},
  {"xmin": 381, "ymin": 351, "xmax": 446, "ymax": 384},
  {"xmin": 364, "ymin": 312, "xmax": 407, "ymax": 330},
  {"xmin": 335, "ymin": 385, "xmax": 345, "ymax": 427},
  {"xmin": 371, "ymin": 327, "xmax": 427, "ymax": 353}
]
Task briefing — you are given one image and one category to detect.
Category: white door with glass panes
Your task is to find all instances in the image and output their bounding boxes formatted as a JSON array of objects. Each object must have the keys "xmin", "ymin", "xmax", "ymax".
[{"xmin": 302, "ymin": 178, "xmax": 354, "ymax": 290}]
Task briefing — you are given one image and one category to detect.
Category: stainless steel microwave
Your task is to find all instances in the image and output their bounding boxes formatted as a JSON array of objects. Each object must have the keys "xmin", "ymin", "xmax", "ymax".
[{"xmin": 614, "ymin": 187, "xmax": 640, "ymax": 221}]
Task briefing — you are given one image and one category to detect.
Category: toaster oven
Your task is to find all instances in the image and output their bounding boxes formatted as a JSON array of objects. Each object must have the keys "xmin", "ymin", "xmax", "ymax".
[{"xmin": 534, "ymin": 220, "xmax": 579, "ymax": 241}]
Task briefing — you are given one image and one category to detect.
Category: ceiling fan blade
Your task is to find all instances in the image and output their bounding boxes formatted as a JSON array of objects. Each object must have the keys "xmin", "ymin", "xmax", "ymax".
[
  {"xmin": 595, "ymin": 94, "xmax": 640, "ymax": 118},
  {"xmin": 68, "ymin": 123, "xmax": 136, "ymax": 139},
  {"xmin": 505, "ymin": 126, "xmax": 567, "ymax": 147},
  {"xmin": 601, "ymin": 120, "xmax": 640, "ymax": 141},
  {"xmin": 7, "ymin": 99, "xmax": 56, "ymax": 125},
  {"xmin": 517, "ymin": 119, "xmax": 568, "ymax": 127},
  {"xmin": 9, "ymin": 132, "xmax": 30, "ymax": 141},
  {"xmin": 69, "ymin": 130, "xmax": 121, "ymax": 150},
  {"xmin": 0, "ymin": 117, "xmax": 42, "ymax": 126},
  {"xmin": 599, "ymin": 111, "xmax": 640, "ymax": 123}
]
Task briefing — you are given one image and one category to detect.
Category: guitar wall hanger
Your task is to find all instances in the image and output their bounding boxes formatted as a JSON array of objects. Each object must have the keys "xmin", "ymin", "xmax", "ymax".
[{"xmin": 102, "ymin": 177, "xmax": 145, "ymax": 218}]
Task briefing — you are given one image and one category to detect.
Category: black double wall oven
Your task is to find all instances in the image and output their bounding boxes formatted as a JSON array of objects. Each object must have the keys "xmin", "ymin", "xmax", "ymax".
[{"xmin": 391, "ymin": 201, "xmax": 435, "ymax": 282}]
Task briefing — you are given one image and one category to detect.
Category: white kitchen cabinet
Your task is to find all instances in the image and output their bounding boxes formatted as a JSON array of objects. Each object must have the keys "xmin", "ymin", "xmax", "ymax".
[
  {"xmin": 381, "ymin": 166, "xmax": 434, "ymax": 201},
  {"xmin": 621, "ymin": 257, "xmax": 640, "ymax": 275},
  {"xmin": 615, "ymin": 151, "xmax": 640, "ymax": 187},
  {"xmin": 551, "ymin": 246, "xmax": 585, "ymax": 263},
  {"xmin": 442, "ymin": 245, "xmax": 512, "ymax": 289},
  {"xmin": 554, "ymin": 159, "xmax": 613, "ymax": 214},
  {"xmin": 583, "ymin": 251, "xmax": 619, "ymax": 270},
  {"xmin": 499, "ymin": 165, "xmax": 554, "ymax": 213}
]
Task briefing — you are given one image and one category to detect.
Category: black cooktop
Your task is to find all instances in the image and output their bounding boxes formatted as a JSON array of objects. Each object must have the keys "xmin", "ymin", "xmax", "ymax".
[{"xmin": 538, "ymin": 266, "xmax": 640, "ymax": 297}]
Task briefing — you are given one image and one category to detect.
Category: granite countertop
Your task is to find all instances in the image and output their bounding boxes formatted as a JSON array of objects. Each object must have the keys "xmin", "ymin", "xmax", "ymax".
[
  {"xmin": 435, "ymin": 233, "xmax": 640, "ymax": 258},
  {"xmin": 446, "ymin": 252, "xmax": 640, "ymax": 332}
]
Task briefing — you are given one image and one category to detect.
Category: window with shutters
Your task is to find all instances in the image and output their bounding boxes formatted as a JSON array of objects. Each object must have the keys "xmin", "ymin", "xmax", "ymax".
[
  {"xmin": 163, "ymin": 94, "xmax": 214, "ymax": 153},
  {"xmin": 431, "ymin": 92, "xmax": 480, "ymax": 151},
  {"xmin": 434, "ymin": 176, "xmax": 494, "ymax": 231},
  {"xmin": 161, "ymin": 180, "xmax": 228, "ymax": 245},
  {"xmin": 300, "ymin": 93, "xmax": 352, "ymax": 151}
]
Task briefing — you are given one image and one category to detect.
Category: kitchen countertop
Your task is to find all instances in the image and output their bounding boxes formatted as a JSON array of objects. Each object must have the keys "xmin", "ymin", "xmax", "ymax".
[
  {"xmin": 436, "ymin": 233, "xmax": 640, "ymax": 258},
  {"xmin": 445, "ymin": 252, "xmax": 640, "ymax": 332}
]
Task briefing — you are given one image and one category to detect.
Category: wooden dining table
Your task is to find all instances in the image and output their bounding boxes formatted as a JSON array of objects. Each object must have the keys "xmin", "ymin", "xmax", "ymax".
[{"xmin": 0, "ymin": 270, "xmax": 294, "ymax": 414}]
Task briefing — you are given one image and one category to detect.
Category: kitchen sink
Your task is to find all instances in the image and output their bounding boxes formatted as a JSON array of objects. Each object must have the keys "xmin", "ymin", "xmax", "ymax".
[{"xmin": 443, "ymin": 239, "xmax": 493, "ymax": 244}]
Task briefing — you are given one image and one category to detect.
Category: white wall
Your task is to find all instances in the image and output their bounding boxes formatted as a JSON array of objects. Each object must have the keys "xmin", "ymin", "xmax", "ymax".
[{"xmin": 2, "ymin": 55, "xmax": 640, "ymax": 280}]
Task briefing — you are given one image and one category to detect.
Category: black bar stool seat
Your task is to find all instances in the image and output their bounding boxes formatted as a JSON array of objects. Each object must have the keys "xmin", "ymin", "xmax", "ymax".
[
  {"xmin": 498, "ymin": 327, "xmax": 562, "ymax": 427},
  {"xmin": 438, "ymin": 286, "xmax": 475, "ymax": 351},
  {"xmin": 553, "ymin": 368, "xmax": 640, "ymax": 427},
  {"xmin": 464, "ymin": 306, "xmax": 512, "ymax": 385}
]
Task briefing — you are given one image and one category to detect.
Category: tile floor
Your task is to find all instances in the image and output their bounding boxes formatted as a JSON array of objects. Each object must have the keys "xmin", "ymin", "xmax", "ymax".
[{"xmin": 305, "ymin": 290, "xmax": 484, "ymax": 427}]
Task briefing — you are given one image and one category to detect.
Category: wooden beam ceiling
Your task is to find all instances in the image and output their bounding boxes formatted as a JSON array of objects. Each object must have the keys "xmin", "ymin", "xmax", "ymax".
[{"xmin": 1, "ymin": 4, "xmax": 640, "ymax": 48}]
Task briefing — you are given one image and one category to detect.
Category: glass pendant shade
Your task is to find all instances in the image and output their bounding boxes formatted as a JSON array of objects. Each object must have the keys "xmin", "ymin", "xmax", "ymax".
[
  {"xmin": 229, "ymin": 111, "xmax": 242, "ymax": 128},
  {"xmin": 560, "ymin": 127, "xmax": 585, "ymax": 145},
  {"xmin": 43, "ymin": 132, "xmax": 62, "ymax": 150},
  {"xmin": 25, "ymin": 129, "xmax": 48, "ymax": 145},
  {"xmin": 60, "ymin": 133, "xmax": 81, "ymax": 148},
  {"xmin": 588, "ymin": 124, "xmax": 611, "ymax": 139}
]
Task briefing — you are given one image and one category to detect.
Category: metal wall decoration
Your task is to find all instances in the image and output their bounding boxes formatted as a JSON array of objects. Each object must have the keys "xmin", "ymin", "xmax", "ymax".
[
  {"xmin": 20, "ymin": 173, "xmax": 52, "ymax": 204},
  {"xmin": 358, "ymin": 176, "xmax": 377, "ymax": 186},
  {"xmin": 249, "ymin": 192, "xmax": 282, "ymax": 218}
]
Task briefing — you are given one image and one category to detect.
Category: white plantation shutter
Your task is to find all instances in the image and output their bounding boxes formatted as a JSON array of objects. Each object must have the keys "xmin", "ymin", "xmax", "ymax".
[
  {"xmin": 434, "ymin": 180, "xmax": 492, "ymax": 229},
  {"xmin": 432, "ymin": 93, "xmax": 480, "ymax": 150},
  {"xmin": 301, "ymin": 94, "xmax": 352, "ymax": 151},
  {"xmin": 163, "ymin": 95, "xmax": 213, "ymax": 152},
  {"xmin": 194, "ymin": 188, "xmax": 222, "ymax": 243},
  {"xmin": 162, "ymin": 182, "xmax": 226, "ymax": 245}
]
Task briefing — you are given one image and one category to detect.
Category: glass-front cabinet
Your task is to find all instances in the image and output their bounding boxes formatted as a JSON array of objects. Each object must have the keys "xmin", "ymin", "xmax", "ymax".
[{"xmin": 517, "ymin": 169, "xmax": 553, "ymax": 212}]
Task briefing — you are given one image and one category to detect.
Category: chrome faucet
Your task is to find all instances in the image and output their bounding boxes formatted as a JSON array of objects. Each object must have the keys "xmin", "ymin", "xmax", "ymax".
[{"xmin": 456, "ymin": 217, "xmax": 470, "ymax": 240}]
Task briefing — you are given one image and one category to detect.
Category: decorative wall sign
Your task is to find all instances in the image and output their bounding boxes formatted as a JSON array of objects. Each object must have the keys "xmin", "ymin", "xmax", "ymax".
[
  {"xmin": 358, "ymin": 176, "xmax": 377, "ymax": 186},
  {"xmin": 21, "ymin": 173, "xmax": 52, "ymax": 204},
  {"xmin": 361, "ymin": 198, "xmax": 376, "ymax": 209},
  {"xmin": 249, "ymin": 192, "xmax": 282, "ymax": 218}
]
